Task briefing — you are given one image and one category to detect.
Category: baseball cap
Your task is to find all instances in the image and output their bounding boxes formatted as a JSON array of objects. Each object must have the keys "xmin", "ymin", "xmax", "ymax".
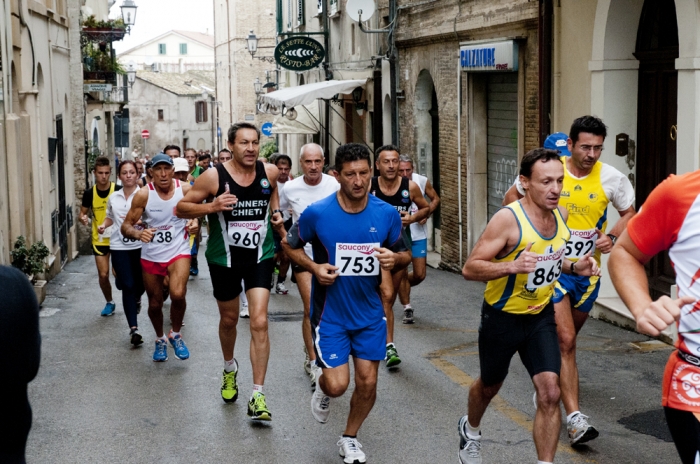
[
  {"xmin": 173, "ymin": 157, "xmax": 189, "ymax": 173},
  {"xmin": 544, "ymin": 132, "xmax": 571, "ymax": 156},
  {"xmin": 151, "ymin": 152, "xmax": 174, "ymax": 167}
]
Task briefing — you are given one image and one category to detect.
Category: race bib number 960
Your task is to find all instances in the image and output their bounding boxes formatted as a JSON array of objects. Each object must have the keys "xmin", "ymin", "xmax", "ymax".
[
  {"xmin": 566, "ymin": 228, "xmax": 596, "ymax": 258},
  {"xmin": 228, "ymin": 221, "xmax": 265, "ymax": 249},
  {"xmin": 335, "ymin": 242, "xmax": 380, "ymax": 276},
  {"xmin": 526, "ymin": 247, "xmax": 565, "ymax": 289}
]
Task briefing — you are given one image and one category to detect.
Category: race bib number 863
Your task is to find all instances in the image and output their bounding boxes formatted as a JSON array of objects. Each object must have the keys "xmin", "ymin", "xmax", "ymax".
[
  {"xmin": 526, "ymin": 247, "xmax": 565, "ymax": 289},
  {"xmin": 335, "ymin": 242, "xmax": 380, "ymax": 276}
]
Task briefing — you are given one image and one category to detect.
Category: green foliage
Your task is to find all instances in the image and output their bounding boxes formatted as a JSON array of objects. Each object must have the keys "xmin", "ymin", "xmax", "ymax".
[
  {"xmin": 86, "ymin": 141, "xmax": 101, "ymax": 172},
  {"xmin": 259, "ymin": 140, "xmax": 278, "ymax": 159},
  {"xmin": 82, "ymin": 15, "xmax": 126, "ymax": 30},
  {"xmin": 11, "ymin": 236, "xmax": 50, "ymax": 282}
]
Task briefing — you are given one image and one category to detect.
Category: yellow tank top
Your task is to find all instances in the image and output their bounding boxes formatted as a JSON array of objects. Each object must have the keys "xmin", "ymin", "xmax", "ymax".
[
  {"xmin": 559, "ymin": 157, "xmax": 608, "ymax": 265},
  {"xmin": 91, "ymin": 183, "xmax": 115, "ymax": 246},
  {"xmin": 484, "ymin": 201, "xmax": 570, "ymax": 315}
]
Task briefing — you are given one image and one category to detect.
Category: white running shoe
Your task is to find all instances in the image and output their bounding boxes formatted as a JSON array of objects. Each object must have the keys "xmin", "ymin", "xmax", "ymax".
[
  {"xmin": 303, "ymin": 346, "xmax": 312, "ymax": 375},
  {"xmin": 239, "ymin": 303, "xmax": 249, "ymax": 318},
  {"xmin": 311, "ymin": 372, "xmax": 330, "ymax": 423},
  {"xmin": 337, "ymin": 436, "xmax": 366, "ymax": 464},
  {"xmin": 458, "ymin": 415, "xmax": 482, "ymax": 464},
  {"xmin": 568, "ymin": 412, "xmax": 599, "ymax": 445},
  {"xmin": 310, "ymin": 363, "xmax": 322, "ymax": 391},
  {"xmin": 275, "ymin": 282, "xmax": 289, "ymax": 295}
]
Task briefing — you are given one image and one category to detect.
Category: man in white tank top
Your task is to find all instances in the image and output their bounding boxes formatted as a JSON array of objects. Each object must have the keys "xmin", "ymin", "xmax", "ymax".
[{"xmin": 122, "ymin": 153, "xmax": 200, "ymax": 363}]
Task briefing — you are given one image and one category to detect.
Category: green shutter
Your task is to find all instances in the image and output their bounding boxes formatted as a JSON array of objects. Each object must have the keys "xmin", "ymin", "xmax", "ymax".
[{"xmin": 277, "ymin": 0, "xmax": 283, "ymax": 34}]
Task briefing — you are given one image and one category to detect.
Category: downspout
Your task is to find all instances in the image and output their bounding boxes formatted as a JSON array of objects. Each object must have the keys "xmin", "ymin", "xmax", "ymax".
[
  {"xmin": 457, "ymin": 59, "xmax": 463, "ymax": 268},
  {"xmin": 322, "ymin": 0, "xmax": 331, "ymax": 165},
  {"xmin": 372, "ymin": 58, "xmax": 382, "ymax": 150},
  {"xmin": 226, "ymin": 0, "xmax": 233, "ymax": 126},
  {"xmin": 389, "ymin": 0, "xmax": 398, "ymax": 145},
  {"xmin": 16, "ymin": 0, "xmax": 36, "ymax": 86},
  {"xmin": 538, "ymin": 0, "xmax": 553, "ymax": 143}
]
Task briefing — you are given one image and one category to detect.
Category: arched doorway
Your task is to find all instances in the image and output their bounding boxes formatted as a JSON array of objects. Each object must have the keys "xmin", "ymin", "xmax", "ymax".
[
  {"xmin": 635, "ymin": 0, "xmax": 679, "ymax": 298},
  {"xmin": 414, "ymin": 70, "xmax": 440, "ymax": 251}
]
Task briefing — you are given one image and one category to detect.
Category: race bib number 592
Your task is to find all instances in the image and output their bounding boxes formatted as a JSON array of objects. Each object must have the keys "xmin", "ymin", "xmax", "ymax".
[
  {"xmin": 228, "ymin": 221, "xmax": 265, "ymax": 249},
  {"xmin": 335, "ymin": 242, "xmax": 380, "ymax": 276},
  {"xmin": 566, "ymin": 228, "xmax": 596, "ymax": 258}
]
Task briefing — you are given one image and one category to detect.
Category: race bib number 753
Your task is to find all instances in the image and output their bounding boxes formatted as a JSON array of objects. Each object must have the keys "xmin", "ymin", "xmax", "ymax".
[
  {"xmin": 335, "ymin": 242, "xmax": 380, "ymax": 276},
  {"xmin": 526, "ymin": 246, "xmax": 565, "ymax": 289}
]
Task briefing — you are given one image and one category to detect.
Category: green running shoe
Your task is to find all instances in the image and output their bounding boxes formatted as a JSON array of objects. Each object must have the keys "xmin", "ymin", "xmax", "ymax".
[
  {"xmin": 247, "ymin": 392, "xmax": 272, "ymax": 421},
  {"xmin": 386, "ymin": 344, "xmax": 402, "ymax": 369},
  {"xmin": 221, "ymin": 369, "xmax": 238, "ymax": 403}
]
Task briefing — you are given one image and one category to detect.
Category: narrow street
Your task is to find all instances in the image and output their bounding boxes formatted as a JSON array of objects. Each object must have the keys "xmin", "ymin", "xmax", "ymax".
[{"xmin": 28, "ymin": 247, "xmax": 680, "ymax": 463}]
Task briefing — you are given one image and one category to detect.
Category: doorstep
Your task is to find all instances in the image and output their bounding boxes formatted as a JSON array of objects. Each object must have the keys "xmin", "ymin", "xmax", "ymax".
[
  {"xmin": 427, "ymin": 251, "xmax": 441, "ymax": 269},
  {"xmin": 591, "ymin": 297, "xmax": 677, "ymax": 346}
]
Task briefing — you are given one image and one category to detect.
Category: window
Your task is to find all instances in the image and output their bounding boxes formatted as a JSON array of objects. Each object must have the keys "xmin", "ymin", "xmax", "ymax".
[
  {"xmin": 158, "ymin": 43, "xmax": 166, "ymax": 55},
  {"xmin": 158, "ymin": 109, "xmax": 164, "ymax": 121},
  {"xmin": 195, "ymin": 101, "xmax": 208, "ymax": 123},
  {"xmin": 297, "ymin": 0, "xmax": 305, "ymax": 26},
  {"xmin": 179, "ymin": 43, "xmax": 187, "ymax": 55}
]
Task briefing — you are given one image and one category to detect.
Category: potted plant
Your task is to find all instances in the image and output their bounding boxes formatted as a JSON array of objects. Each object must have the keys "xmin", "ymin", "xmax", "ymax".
[{"xmin": 10, "ymin": 236, "xmax": 51, "ymax": 305}]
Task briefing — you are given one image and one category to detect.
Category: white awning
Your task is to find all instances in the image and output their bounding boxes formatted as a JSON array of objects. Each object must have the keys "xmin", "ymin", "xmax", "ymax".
[
  {"xmin": 271, "ymin": 103, "xmax": 321, "ymax": 134},
  {"xmin": 259, "ymin": 79, "xmax": 367, "ymax": 109}
]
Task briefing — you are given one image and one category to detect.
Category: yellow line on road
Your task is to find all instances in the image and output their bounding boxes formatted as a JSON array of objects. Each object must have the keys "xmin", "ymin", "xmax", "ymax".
[{"xmin": 429, "ymin": 357, "xmax": 597, "ymax": 463}]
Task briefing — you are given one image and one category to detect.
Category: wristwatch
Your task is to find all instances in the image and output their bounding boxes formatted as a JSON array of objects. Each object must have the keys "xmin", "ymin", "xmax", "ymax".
[
  {"xmin": 570, "ymin": 261, "xmax": 578, "ymax": 276},
  {"xmin": 607, "ymin": 234, "xmax": 617, "ymax": 245},
  {"xmin": 272, "ymin": 209, "xmax": 284, "ymax": 215}
]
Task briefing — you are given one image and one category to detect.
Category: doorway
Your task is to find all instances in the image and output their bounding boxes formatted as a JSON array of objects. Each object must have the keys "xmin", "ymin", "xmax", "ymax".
[{"xmin": 634, "ymin": 0, "xmax": 678, "ymax": 298}]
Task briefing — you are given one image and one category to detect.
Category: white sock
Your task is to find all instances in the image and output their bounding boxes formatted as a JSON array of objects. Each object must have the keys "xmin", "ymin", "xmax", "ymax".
[
  {"xmin": 251, "ymin": 384, "xmax": 263, "ymax": 399},
  {"xmin": 240, "ymin": 281, "xmax": 248, "ymax": 305},
  {"xmin": 169, "ymin": 331, "xmax": 180, "ymax": 338},
  {"xmin": 158, "ymin": 335, "xmax": 167, "ymax": 342},
  {"xmin": 224, "ymin": 358, "xmax": 237, "ymax": 373},
  {"xmin": 566, "ymin": 411, "xmax": 581, "ymax": 422},
  {"xmin": 466, "ymin": 416, "xmax": 481, "ymax": 439},
  {"xmin": 537, "ymin": 461, "xmax": 553, "ymax": 464},
  {"xmin": 403, "ymin": 304, "xmax": 412, "ymax": 309},
  {"xmin": 386, "ymin": 342, "xmax": 395, "ymax": 348},
  {"xmin": 310, "ymin": 359, "xmax": 317, "ymax": 368},
  {"xmin": 108, "ymin": 300, "xmax": 115, "ymax": 304}
]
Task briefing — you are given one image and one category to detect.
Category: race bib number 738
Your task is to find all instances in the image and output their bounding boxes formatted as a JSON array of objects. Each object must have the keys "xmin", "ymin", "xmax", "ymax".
[{"xmin": 335, "ymin": 242, "xmax": 380, "ymax": 276}]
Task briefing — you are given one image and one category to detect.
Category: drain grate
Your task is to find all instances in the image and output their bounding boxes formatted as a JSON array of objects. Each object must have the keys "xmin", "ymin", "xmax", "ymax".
[
  {"xmin": 268, "ymin": 312, "xmax": 304, "ymax": 322},
  {"xmin": 618, "ymin": 409, "xmax": 673, "ymax": 442}
]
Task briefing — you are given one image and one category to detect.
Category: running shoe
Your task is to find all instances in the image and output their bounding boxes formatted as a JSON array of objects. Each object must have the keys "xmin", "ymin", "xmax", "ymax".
[
  {"xmin": 153, "ymin": 339, "xmax": 168, "ymax": 362},
  {"xmin": 275, "ymin": 282, "xmax": 289, "ymax": 295},
  {"xmin": 402, "ymin": 308, "xmax": 414, "ymax": 324},
  {"xmin": 337, "ymin": 437, "xmax": 366, "ymax": 464},
  {"xmin": 385, "ymin": 344, "xmax": 402, "ymax": 369},
  {"xmin": 311, "ymin": 374, "xmax": 330, "ymax": 423},
  {"xmin": 310, "ymin": 363, "xmax": 322, "ymax": 391},
  {"xmin": 247, "ymin": 392, "xmax": 272, "ymax": 421},
  {"xmin": 189, "ymin": 266, "xmax": 199, "ymax": 276},
  {"xmin": 458, "ymin": 415, "xmax": 482, "ymax": 464},
  {"xmin": 168, "ymin": 331, "xmax": 190, "ymax": 360},
  {"xmin": 100, "ymin": 302, "xmax": 116, "ymax": 317},
  {"xmin": 240, "ymin": 302, "xmax": 249, "ymax": 318},
  {"xmin": 130, "ymin": 328, "xmax": 143, "ymax": 347},
  {"xmin": 303, "ymin": 346, "xmax": 312, "ymax": 375},
  {"xmin": 221, "ymin": 368, "xmax": 238, "ymax": 403},
  {"xmin": 568, "ymin": 412, "xmax": 599, "ymax": 445}
]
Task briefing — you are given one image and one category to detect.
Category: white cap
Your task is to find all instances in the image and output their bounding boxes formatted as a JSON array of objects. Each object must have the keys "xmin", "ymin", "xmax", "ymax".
[{"xmin": 173, "ymin": 157, "xmax": 189, "ymax": 173}]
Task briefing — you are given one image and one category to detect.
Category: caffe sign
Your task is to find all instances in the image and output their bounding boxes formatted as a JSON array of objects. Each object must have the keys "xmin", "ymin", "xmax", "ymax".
[{"xmin": 274, "ymin": 36, "xmax": 325, "ymax": 71}]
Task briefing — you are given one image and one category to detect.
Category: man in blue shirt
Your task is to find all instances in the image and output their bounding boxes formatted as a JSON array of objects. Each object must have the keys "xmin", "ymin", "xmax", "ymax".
[{"xmin": 277, "ymin": 143, "xmax": 410, "ymax": 464}]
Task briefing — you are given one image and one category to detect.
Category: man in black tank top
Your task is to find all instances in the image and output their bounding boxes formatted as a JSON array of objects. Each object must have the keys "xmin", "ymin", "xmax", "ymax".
[{"xmin": 370, "ymin": 145, "xmax": 430, "ymax": 369}]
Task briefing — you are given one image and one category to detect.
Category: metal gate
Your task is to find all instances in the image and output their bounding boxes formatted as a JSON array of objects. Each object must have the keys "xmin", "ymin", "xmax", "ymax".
[
  {"xmin": 486, "ymin": 73, "xmax": 519, "ymax": 220},
  {"xmin": 56, "ymin": 116, "xmax": 68, "ymax": 264}
]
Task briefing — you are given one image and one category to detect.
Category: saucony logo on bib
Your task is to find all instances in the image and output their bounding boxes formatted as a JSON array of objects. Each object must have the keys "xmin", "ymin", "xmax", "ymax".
[
  {"xmin": 234, "ymin": 222, "xmax": 263, "ymax": 231},
  {"xmin": 337, "ymin": 243, "xmax": 375, "ymax": 255}
]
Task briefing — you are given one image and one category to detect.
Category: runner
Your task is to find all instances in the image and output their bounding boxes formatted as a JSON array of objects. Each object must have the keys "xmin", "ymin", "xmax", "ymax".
[
  {"xmin": 370, "ymin": 144, "xmax": 429, "ymax": 368},
  {"xmin": 277, "ymin": 143, "xmax": 339, "ymax": 390},
  {"xmin": 503, "ymin": 116, "xmax": 636, "ymax": 444},
  {"xmin": 121, "ymin": 153, "xmax": 199, "ymax": 362},
  {"xmin": 185, "ymin": 148, "xmax": 202, "ymax": 179},
  {"xmin": 163, "ymin": 145, "xmax": 181, "ymax": 159},
  {"xmin": 177, "ymin": 122, "xmax": 281, "ymax": 421},
  {"xmin": 397, "ymin": 154, "xmax": 440, "ymax": 324},
  {"xmin": 79, "ymin": 156, "xmax": 121, "ymax": 317},
  {"xmin": 272, "ymin": 154, "xmax": 293, "ymax": 295},
  {"xmin": 97, "ymin": 160, "xmax": 146, "ymax": 346},
  {"xmin": 459, "ymin": 148, "xmax": 600, "ymax": 464},
  {"xmin": 279, "ymin": 143, "xmax": 409, "ymax": 463},
  {"xmin": 609, "ymin": 172, "xmax": 700, "ymax": 464}
]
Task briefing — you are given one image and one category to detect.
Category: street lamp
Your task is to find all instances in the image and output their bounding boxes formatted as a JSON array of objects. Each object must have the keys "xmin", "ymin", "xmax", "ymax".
[
  {"xmin": 246, "ymin": 30, "xmax": 276, "ymax": 63},
  {"xmin": 120, "ymin": 0, "xmax": 138, "ymax": 32},
  {"xmin": 352, "ymin": 86, "xmax": 367, "ymax": 116},
  {"xmin": 126, "ymin": 61, "xmax": 136, "ymax": 89},
  {"xmin": 254, "ymin": 77, "xmax": 263, "ymax": 95}
]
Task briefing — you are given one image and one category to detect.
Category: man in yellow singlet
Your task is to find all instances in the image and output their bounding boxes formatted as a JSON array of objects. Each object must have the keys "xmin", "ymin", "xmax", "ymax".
[
  {"xmin": 458, "ymin": 148, "xmax": 601, "ymax": 464},
  {"xmin": 79, "ymin": 156, "xmax": 122, "ymax": 317}
]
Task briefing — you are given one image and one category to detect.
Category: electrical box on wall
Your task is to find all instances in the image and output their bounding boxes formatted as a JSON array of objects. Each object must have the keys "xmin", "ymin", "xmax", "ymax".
[{"xmin": 615, "ymin": 133, "xmax": 629, "ymax": 156}]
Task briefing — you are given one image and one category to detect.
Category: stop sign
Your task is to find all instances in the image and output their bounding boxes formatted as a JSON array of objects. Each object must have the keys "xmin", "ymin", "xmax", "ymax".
[{"xmin": 141, "ymin": 129, "xmax": 150, "ymax": 139}]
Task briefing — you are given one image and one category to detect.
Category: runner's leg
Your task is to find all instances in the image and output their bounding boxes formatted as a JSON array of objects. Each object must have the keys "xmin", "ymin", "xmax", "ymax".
[
  {"xmin": 110, "ymin": 250, "xmax": 138, "ymax": 328},
  {"xmin": 297, "ymin": 270, "xmax": 316, "ymax": 362},
  {"xmin": 344, "ymin": 358, "xmax": 379, "ymax": 436},
  {"xmin": 407, "ymin": 257, "xmax": 427, "ymax": 286},
  {"xmin": 384, "ymin": 268, "xmax": 405, "ymax": 345},
  {"xmin": 217, "ymin": 297, "xmax": 240, "ymax": 360},
  {"xmin": 555, "ymin": 295, "xmax": 588, "ymax": 415},
  {"xmin": 95, "ymin": 254, "xmax": 113, "ymax": 302},
  {"xmin": 248, "ymin": 287, "xmax": 271, "ymax": 385},
  {"xmin": 143, "ymin": 272, "xmax": 165, "ymax": 338},
  {"xmin": 166, "ymin": 257, "xmax": 190, "ymax": 333},
  {"xmin": 532, "ymin": 371, "xmax": 561, "ymax": 462}
]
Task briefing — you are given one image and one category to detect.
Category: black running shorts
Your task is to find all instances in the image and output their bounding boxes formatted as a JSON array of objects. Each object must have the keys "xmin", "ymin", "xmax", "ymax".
[
  {"xmin": 207, "ymin": 259, "xmax": 274, "ymax": 302},
  {"xmin": 664, "ymin": 407, "xmax": 700, "ymax": 464},
  {"xmin": 478, "ymin": 300, "xmax": 560, "ymax": 387}
]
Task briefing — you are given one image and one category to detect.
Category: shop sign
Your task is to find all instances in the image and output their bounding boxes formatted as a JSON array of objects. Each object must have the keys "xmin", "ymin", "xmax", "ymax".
[
  {"xmin": 275, "ymin": 36, "xmax": 325, "ymax": 71},
  {"xmin": 460, "ymin": 40, "xmax": 518, "ymax": 72}
]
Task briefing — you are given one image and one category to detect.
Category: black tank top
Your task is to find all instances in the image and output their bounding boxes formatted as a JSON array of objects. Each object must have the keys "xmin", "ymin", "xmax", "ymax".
[{"xmin": 370, "ymin": 176, "xmax": 411, "ymax": 214}]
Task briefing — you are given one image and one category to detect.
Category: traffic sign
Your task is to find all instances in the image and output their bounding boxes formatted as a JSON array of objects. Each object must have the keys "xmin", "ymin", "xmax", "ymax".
[
  {"xmin": 141, "ymin": 130, "xmax": 150, "ymax": 139},
  {"xmin": 261, "ymin": 122, "xmax": 273, "ymax": 137}
]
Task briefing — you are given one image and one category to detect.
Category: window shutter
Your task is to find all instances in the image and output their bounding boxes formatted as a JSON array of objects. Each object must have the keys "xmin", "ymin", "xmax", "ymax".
[{"xmin": 297, "ymin": 0, "xmax": 305, "ymax": 25}]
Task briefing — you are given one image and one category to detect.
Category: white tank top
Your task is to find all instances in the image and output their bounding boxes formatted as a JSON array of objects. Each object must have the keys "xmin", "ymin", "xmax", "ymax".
[
  {"xmin": 409, "ymin": 173, "xmax": 428, "ymax": 241},
  {"xmin": 140, "ymin": 180, "xmax": 191, "ymax": 263}
]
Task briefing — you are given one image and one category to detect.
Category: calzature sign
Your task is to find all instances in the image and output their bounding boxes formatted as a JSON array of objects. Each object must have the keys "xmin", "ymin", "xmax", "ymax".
[
  {"xmin": 274, "ymin": 36, "xmax": 325, "ymax": 71},
  {"xmin": 460, "ymin": 40, "xmax": 519, "ymax": 72}
]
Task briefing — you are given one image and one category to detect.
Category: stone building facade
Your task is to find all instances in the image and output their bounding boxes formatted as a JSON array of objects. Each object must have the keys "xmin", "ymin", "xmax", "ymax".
[{"xmin": 395, "ymin": 0, "xmax": 540, "ymax": 271}]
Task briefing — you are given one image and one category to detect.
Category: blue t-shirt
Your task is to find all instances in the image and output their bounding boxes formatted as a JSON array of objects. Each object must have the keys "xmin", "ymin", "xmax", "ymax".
[{"xmin": 297, "ymin": 194, "xmax": 404, "ymax": 330}]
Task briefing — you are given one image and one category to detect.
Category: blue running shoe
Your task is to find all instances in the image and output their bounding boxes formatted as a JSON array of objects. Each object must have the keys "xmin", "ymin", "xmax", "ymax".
[
  {"xmin": 101, "ymin": 302, "xmax": 116, "ymax": 317},
  {"xmin": 153, "ymin": 339, "xmax": 168, "ymax": 362},
  {"xmin": 168, "ymin": 331, "xmax": 190, "ymax": 360}
]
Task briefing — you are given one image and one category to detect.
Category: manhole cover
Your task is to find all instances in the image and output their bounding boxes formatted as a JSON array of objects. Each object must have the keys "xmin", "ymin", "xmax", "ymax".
[
  {"xmin": 268, "ymin": 312, "xmax": 303, "ymax": 322},
  {"xmin": 618, "ymin": 409, "xmax": 672, "ymax": 442}
]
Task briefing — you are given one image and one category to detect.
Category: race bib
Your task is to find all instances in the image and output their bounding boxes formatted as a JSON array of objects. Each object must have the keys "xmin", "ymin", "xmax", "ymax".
[
  {"xmin": 526, "ymin": 246, "xmax": 565, "ymax": 289},
  {"xmin": 228, "ymin": 220, "xmax": 265, "ymax": 249},
  {"xmin": 335, "ymin": 242, "xmax": 380, "ymax": 276},
  {"xmin": 566, "ymin": 228, "xmax": 596, "ymax": 259}
]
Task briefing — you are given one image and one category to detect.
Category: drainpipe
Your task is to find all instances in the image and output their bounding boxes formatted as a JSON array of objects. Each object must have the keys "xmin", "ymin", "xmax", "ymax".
[
  {"xmin": 538, "ymin": 0, "xmax": 553, "ymax": 143},
  {"xmin": 457, "ymin": 59, "xmax": 463, "ymax": 268},
  {"xmin": 389, "ymin": 0, "xmax": 398, "ymax": 145},
  {"xmin": 322, "ymin": 0, "xmax": 331, "ymax": 165},
  {"xmin": 372, "ymin": 58, "xmax": 382, "ymax": 149}
]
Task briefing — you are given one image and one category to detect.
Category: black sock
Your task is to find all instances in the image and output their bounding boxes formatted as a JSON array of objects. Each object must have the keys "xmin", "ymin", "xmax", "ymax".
[{"xmin": 342, "ymin": 434, "xmax": 356, "ymax": 439}]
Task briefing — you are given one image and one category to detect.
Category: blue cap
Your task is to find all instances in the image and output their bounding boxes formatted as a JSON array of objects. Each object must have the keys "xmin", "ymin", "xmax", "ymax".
[
  {"xmin": 151, "ymin": 152, "xmax": 174, "ymax": 167},
  {"xmin": 544, "ymin": 132, "xmax": 571, "ymax": 156}
]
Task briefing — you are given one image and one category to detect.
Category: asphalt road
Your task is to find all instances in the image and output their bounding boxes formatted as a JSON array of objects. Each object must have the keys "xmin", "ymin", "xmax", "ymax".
[{"xmin": 27, "ymin": 249, "xmax": 681, "ymax": 463}]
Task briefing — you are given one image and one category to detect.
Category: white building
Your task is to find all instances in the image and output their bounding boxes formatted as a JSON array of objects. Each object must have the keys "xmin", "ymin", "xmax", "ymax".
[{"xmin": 118, "ymin": 30, "xmax": 214, "ymax": 73}]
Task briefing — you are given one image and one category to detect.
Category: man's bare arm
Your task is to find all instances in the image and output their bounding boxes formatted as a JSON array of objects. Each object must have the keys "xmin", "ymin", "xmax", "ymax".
[
  {"xmin": 607, "ymin": 205, "xmax": 636, "ymax": 237},
  {"xmin": 121, "ymin": 188, "xmax": 150, "ymax": 241},
  {"xmin": 418, "ymin": 179, "xmax": 441, "ymax": 225},
  {"xmin": 502, "ymin": 183, "xmax": 523, "ymax": 206},
  {"xmin": 406, "ymin": 180, "xmax": 429, "ymax": 225},
  {"xmin": 176, "ymin": 168, "xmax": 237, "ymax": 218}
]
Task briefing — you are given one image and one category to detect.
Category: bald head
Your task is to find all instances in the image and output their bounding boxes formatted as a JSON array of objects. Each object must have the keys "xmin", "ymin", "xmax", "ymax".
[
  {"xmin": 300, "ymin": 143, "xmax": 325, "ymax": 185},
  {"xmin": 300, "ymin": 143, "xmax": 324, "ymax": 161}
]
